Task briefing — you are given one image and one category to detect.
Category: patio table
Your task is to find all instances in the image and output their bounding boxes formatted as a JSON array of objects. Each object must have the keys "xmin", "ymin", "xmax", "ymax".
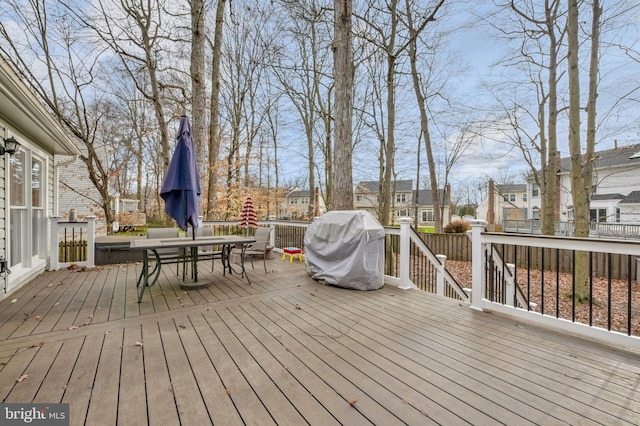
[{"xmin": 131, "ymin": 235, "xmax": 255, "ymax": 302}]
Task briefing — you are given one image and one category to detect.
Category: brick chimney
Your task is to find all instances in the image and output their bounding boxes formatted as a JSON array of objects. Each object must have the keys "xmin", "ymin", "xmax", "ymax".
[{"xmin": 487, "ymin": 179, "xmax": 495, "ymax": 224}]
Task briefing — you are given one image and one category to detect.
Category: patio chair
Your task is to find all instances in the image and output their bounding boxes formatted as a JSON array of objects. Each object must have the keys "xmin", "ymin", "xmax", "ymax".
[
  {"xmin": 232, "ymin": 226, "xmax": 272, "ymax": 274},
  {"xmin": 146, "ymin": 227, "xmax": 189, "ymax": 279},
  {"xmin": 186, "ymin": 227, "xmax": 225, "ymax": 273}
]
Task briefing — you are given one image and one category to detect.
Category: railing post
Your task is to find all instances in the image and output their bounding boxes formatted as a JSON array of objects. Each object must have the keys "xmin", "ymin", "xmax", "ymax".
[
  {"xmin": 86, "ymin": 216, "xmax": 96, "ymax": 268},
  {"xmin": 398, "ymin": 217, "xmax": 413, "ymax": 290},
  {"xmin": 436, "ymin": 254, "xmax": 446, "ymax": 296},
  {"xmin": 506, "ymin": 263, "xmax": 515, "ymax": 307},
  {"xmin": 268, "ymin": 215, "xmax": 276, "ymax": 248},
  {"xmin": 470, "ymin": 219, "xmax": 487, "ymax": 311},
  {"xmin": 50, "ymin": 216, "xmax": 60, "ymax": 271}
]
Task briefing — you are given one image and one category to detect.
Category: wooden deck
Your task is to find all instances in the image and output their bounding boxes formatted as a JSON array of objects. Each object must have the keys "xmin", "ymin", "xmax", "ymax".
[{"xmin": 0, "ymin": 257, "xmax": 638, "ymax": 425}]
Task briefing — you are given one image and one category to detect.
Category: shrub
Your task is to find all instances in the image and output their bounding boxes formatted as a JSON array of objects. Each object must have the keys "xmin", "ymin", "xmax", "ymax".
[{"xmin": 444, "ymin": 219, "xmax": 470, "ymax": 233}]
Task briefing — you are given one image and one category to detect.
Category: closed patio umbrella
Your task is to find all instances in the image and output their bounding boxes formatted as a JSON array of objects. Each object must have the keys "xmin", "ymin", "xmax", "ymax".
[
  {"xmin": 238, "ymin": 196, "xmax": 258, "ymax": 236},
  {"xmin": 160, "ymin": 116, "xmax": 201, "ymax": 238}
]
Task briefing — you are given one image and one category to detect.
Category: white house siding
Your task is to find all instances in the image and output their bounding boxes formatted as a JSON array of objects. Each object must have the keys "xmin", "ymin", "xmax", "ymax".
[
  {"xmin": 529, "ymin": 145, "xmax": 640, "ymax": 224},
  {"xmin": 58, "ymin": 158, "xmax": 114, "ymax": 235},
  {"xmin": 556, "ymin": 165, "xmax": 640, "ymax": 221},
  {"xmin": 0, "ymin": 55, "xmax": 80, "ymax": 301},
  {"xmin": 594, "ymin": 166, "xmax": 640, "ymax": 195},
  {"xmin": 620, "ymin": 205, "xmax": 640, "ymax": 222}
]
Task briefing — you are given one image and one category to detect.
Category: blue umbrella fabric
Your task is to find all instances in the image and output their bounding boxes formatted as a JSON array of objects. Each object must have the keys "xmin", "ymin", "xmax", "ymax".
[{"xmin": 160, "ymin": 116, "xmax": 201, "ymax": 233}]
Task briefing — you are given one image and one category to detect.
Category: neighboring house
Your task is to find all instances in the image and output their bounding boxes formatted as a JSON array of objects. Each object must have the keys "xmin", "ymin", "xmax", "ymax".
[
  {"xmin": 57, "ymin": 145, "xmax": 143, "ymax": 234},
  {"xmin": 477, "ymin": 182, "xmax": 528, "ymax": 226},
  {"xmin": 527, "ymin": 143, "xmax": 640, "ymax": 223},
  {"xmin": 0, "ymin": 56, "xmax": 81, "ymax": 300},
  {"xmin": 280, "ymin": 188, "xmax": 326, "ymax": 220},
  {"xmin": 354, "ymin": 179, "xmax": 450, "ymax": 226}
]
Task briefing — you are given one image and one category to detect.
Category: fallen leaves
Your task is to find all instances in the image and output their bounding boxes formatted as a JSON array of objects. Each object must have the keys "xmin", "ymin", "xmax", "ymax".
[
  {"xmin": 135, "ymin": 341, "xmax": 143, "ymax": 347},
  {"xmin": 444, "ymin": 260, "xmax": 640, "ymax": 335},
  {"xmin": 348, "ymin": 398, "xmax": 357, "ymax": 406},
  {"xmin": 16, "ymin": 374, "xmax": 29, "ymax": 383}
]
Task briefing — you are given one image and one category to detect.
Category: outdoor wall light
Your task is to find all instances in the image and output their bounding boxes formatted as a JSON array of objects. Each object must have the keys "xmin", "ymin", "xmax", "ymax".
[
  {"xmin": 0, "ymin": 257, "xmax": 10, "ymax": 276},
  {"xmin": 0, "ymin": 136, "xmax": 20, "ymax": 155}
]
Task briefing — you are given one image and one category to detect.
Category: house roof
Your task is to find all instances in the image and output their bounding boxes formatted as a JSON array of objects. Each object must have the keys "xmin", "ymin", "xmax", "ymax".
[
  {"xmin": 591, "ymin": 193, "xmax": 625, "ymax": 201},
  {"xmin": 0, "ymin": 55, "xmax": 80, "ymax": 156},
  {"xmin": 355, "ymin": 179, "xmax": 413, "ymax": 193},
  {"xmin": 414, "ymin": 189, "xmax": 449, "ymax": 206},
  {"xmin": 558, "ymin": 143, "xmax": 640, "ymax": 172},
  {"xmin": 287, "ymin": 190, "xmax": 310, "ymax": 197},
  {"xmin": 496, "ymin": 184, "xmax": 526, "ymax": 192},
  {"xmin": 620, "ymin": 191, "xmax": 640, "ymax": 204}
]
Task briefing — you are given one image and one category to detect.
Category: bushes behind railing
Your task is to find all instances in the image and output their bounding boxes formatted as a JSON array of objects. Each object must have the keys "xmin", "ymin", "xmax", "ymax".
[{"xmin": 58, "ymin": 240, "xmax": 88, "ymax": 263}]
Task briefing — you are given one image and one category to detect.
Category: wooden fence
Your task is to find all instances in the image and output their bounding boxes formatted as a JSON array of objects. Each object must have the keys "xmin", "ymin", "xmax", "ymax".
[{"xmin": 417, "ymin": 233, "xmax": 472, "ymax": 261}]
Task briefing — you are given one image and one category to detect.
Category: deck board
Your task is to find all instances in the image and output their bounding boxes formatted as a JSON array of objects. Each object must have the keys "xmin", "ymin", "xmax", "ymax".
[
  {"xmin": 217, "ymin": 307, "xmax": 338, "ymax": 425},
  {"xmin": 85, "ymin": 329, "xmax": 123, "ymax": 426},
  {"xmin": 117, "ymin": 326, "xmax": 148, "ymax": 426},
  {"xmin": 0, "ymin": 257, "xmax": 638, "ymax": 425},
  {"xmin": 317, "ymin": 285, "xmax": 638, "ymax": 424},
  {"xmin": 191, "ymin": 314, "xmax": 276, "ymax": 425},
  {"xmin": 140, "ymin": 322, "xmax": 180, "ymax": 426},
  {"xmin": 175, "ymin": 316, "xmax": 244, "ymax": 426},
  {"xmin": 231, "ymin": 303, "xmax": 374, "ymax": 426}
]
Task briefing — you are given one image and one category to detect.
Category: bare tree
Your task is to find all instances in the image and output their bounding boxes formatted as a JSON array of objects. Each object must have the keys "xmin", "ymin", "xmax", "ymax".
[
  {"xmin": 190, "ymin": 0, "xmax": 207, "ymax": 173},
  {"xmin": 273, "ymin": 1, "xmax": 333, "ymax": 217},
  {"xmin": 85, "ymin": 0, "xmax": 188, "ymax": 174},
  {"xmin": 567, "ymin": 0, "xmax": 600, "ymax": 302},
  {"xmin": 498, "ymin": 0, "xmax": 565, "ymax": 236},
  {"xmin": 404, "ymin": 0, "xmax": 447, "ymax": 231},
  {"xmin": 332, "ymin": 0, "xmax": 354, "ymax": 210},
  {"xmin": 0, "ymin": 0, "xmax": 120, "ymax": 233},
  {"xmin": 219, "ymin": 1, "xmax": 272, "ymax": 217},
  {"xmin": 205, "ymin": 0, "xmax": 227, "ymax": 219}
]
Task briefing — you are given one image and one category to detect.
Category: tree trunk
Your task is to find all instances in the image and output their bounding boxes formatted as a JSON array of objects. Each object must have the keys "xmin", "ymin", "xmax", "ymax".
[
  {"xmin": 190, "ymin": 0, "xmax": 207, "ymax": 182},
  {"xmin": 206, "ymin": 0, "xmax": 226, "ymax": 219},
  {"xmin": 332, "ymin": 0, "xmax": 354, "ymax": 210},
  {"xmin": 567, "ymin": 0, "xmax": 597, "ymax": 302},
  {"xmin": 542, "ymin": 3, "xmax": 560, "ymax": 236}
]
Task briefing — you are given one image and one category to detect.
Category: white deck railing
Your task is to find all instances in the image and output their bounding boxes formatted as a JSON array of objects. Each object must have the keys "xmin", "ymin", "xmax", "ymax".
[
  {"xmin": 49, "ymin": 216, "xmax": 96, "ymax": 270},
  {"xmin": 53, "ymin": 216, "xmax": 638, "ymax": 348},
  {"xmin": 469, "ymin": 219, "xmax": 640, "ymax": 350}
]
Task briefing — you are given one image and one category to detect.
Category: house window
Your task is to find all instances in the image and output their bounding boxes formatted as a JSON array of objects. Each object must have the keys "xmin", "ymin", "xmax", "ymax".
[
  {"xmin": 421, "ymin": 209, "xmax": 434, "ymax": 223},
  {"xmin": 396, "ymin": 193, "xmax": 406, "ymax": 203},
  {"xmin": 532, "ymin": 207, "xmax": 539, "ymax": 220},
  {"xmin": 289, "ymin": 198, "xmax": 298, "ymax": 205},
  {"xmin": 532, "ymin": 184, "xmax": 539, "ymax": 197},
  {"xmin": 301, "ymin": 198, "xmax": 308, "ymax": 204},
  {"xmin": 590, "ymin": 208, "xmax": 607, "ymax": 223},
  {"xmin": 522, "ymin": 193, "xmax": 527, "ymax": 202},
  {"xmin": 615, "ymin": 208, "xmax": 620, "ymax": 223},
  {"xmin": 356, "ymin": 194, "xmax": 363, "ymax": 202},
  {"xmin": 397, "ymin": 209, "xmax": 408, "ymax": 217},
  {"xmin": 9, "ymin": 149, "xmax": 46, "ymax": 274},
  {"xmin": 10, "ymin": 150, "xmax": 26, "ymax": 268},
  {"xmin": 31, "ymin": 158, "xmax": 43, "ymax": 258}
]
